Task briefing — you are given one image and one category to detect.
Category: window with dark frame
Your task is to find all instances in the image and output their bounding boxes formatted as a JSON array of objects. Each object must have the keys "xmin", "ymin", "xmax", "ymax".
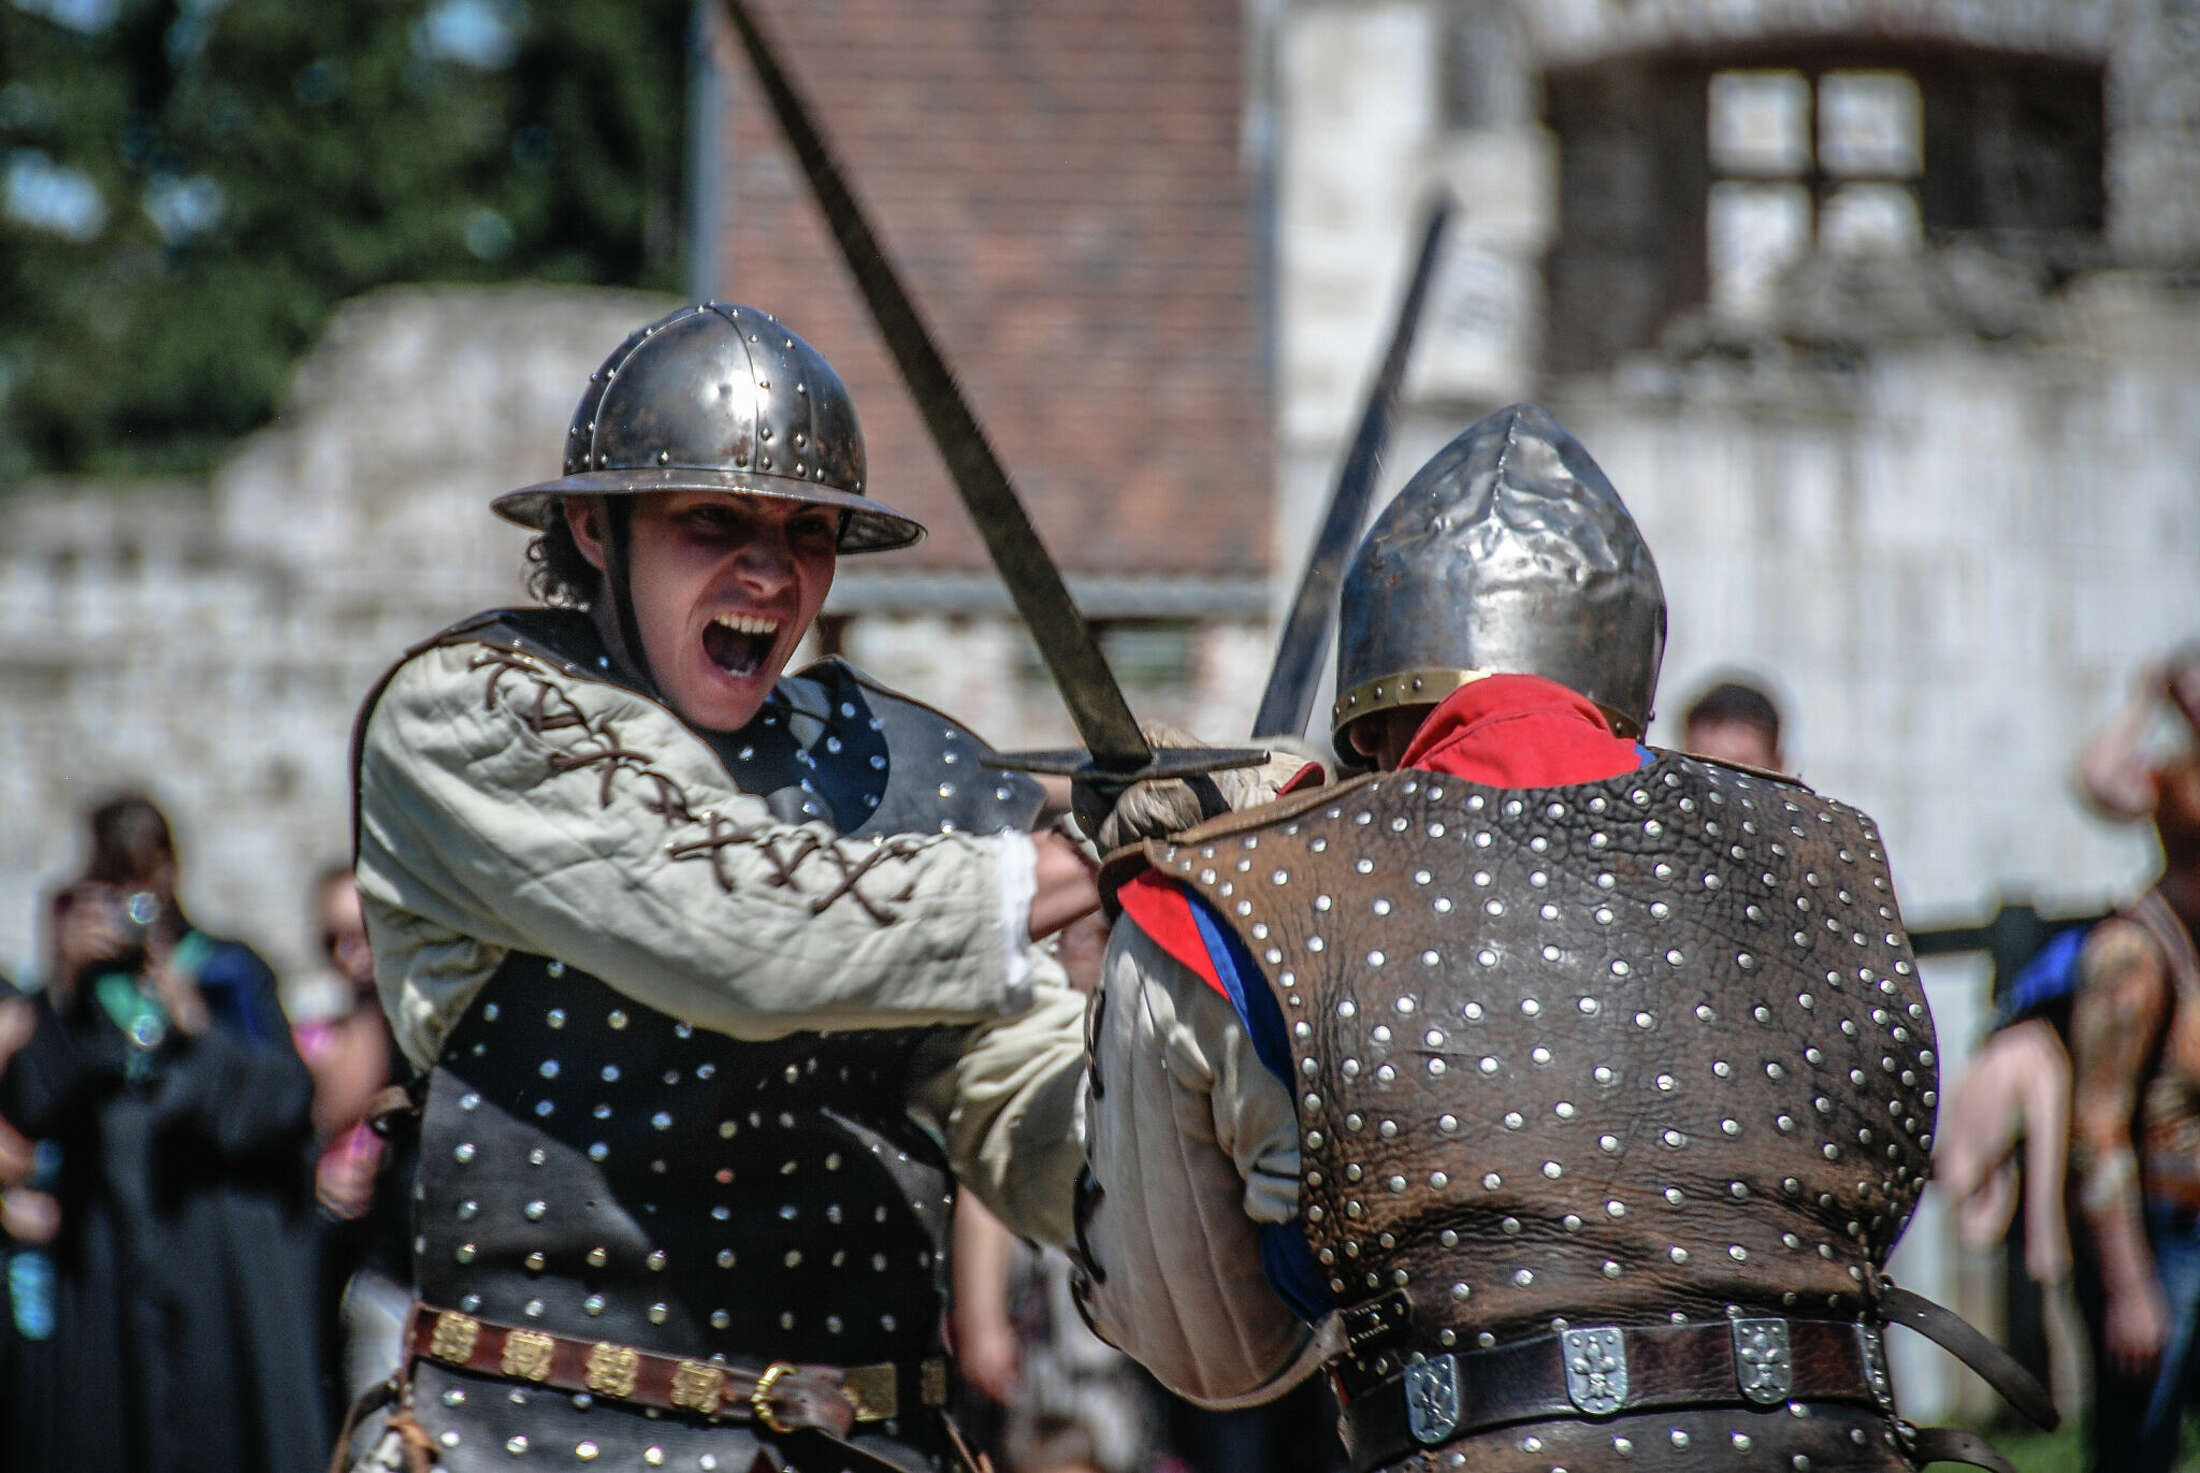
[
  {"xmin": 1707, "ymin": 68, "xmax": 1924, "ymax": 317},
  {"xmin": 1541, "ymin": 48, "xmax": 2105, "ymax": 372}
]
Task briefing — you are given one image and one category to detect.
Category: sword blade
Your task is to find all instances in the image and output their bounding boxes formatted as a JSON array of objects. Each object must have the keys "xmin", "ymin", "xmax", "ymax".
[
  {"xmin": 721, "ymin": 0, "xmax": 1153, "ymax": 773},
  {"xmin": 1251, "ymin": 198, "xmax": 1453, "ymax": 740}
]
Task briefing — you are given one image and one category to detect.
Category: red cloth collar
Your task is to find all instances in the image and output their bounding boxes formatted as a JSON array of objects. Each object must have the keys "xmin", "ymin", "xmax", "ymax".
[{"xmin": 1395, "ymin": 674, "xmax": 1640, "ymax": 786}]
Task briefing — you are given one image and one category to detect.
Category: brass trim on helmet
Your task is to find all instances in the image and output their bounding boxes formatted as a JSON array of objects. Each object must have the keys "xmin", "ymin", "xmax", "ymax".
[
  {"xmin": 1330, "ymin": 667, "xmax": 1645, "ymax": 742},
  {"xmin": 491, "ymin": 469, "xmax": 925, "ymax": 555},
  {"xmin": 1330, "ymin": 668, "xmax": 1495, "ymax": 736}
]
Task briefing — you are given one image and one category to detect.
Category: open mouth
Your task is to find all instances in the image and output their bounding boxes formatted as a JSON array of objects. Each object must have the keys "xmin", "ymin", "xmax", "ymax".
[{"xmin": 702, "ymin": 611, "xmax": 780, "ymax": 678}]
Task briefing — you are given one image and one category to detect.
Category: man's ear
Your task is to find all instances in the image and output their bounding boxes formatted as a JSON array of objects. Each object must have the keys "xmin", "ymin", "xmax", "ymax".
[{"xmin": 563, "ymin": 496, "xmax": 610, "ymax": 574}]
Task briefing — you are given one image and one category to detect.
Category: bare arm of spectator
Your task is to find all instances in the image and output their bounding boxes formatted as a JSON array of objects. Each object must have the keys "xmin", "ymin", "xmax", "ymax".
[
  {"xmin": 1934, "ymin": 1019, "xmax": 2071, "ymax": 1282},
  {"xmin": 2079, "ymin": 668, "xmax": 2168, "ymax": 820},
  {"xmin": 951, "ymin": 1194, "xmax": 1023, "ymax": 1404},
  {"xmin": 300, "ymin": 1010, "xmax": 394, "ymax": 1144},
  {"xmin": 2069, "ymin": 918, "xmax": 2173, "ymax": 1376}
]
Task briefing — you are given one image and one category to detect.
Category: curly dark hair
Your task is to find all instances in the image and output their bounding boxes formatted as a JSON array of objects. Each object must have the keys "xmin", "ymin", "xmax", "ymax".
[{"xmin": 526, "ymin": 514, "xmax": 602, "ymax": 608}]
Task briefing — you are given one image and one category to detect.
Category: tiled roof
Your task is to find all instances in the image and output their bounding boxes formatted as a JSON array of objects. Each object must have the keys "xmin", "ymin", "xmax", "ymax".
[{"xmin": 709, "ymin": 0, "xmax": 1272, "ymax": 579}]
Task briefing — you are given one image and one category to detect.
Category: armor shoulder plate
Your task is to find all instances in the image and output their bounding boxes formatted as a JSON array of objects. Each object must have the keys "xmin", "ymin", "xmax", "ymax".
[
  {"xmin": 733, "ymin": 658, "xmax": 1047, "ymax": 836},
  {"xmin": 1644, "ymin": 744, "xmax": 1815, "ymax": 792},
  {"xmin": 1098, "ymin": 774, "xmax": 1379, "ymax": 910}
]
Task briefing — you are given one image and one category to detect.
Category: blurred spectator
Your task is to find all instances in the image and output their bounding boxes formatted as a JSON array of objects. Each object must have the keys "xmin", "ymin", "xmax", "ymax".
[
  {"xmin": 0, "ymin": 794, "xmax": 327, "ymax": 1473},
  {"xmin": 0, "ymin": 976, "xmax": 60, "ymax": 1473},
  {"xmin": 2066, "ymin": 754, "xmax": 2200, "ymax": 1472},
  {"xmin": 952, "ymin": 1194, "xmax": 1158, "ymax": 1473},
  {"xmin": 2078, "ymin": 645, "xmax": 2200, "ymax": 821},
  {"xmin": 1935, "ymin": 1017, "xmax": 2073, "ymax": 1285},
  {"xmin": 290, "ymin": 865, "xmax": 414, "ymax": 1424},
  {"xmin": 292, "ymin": 866, "xmax": 395, "ymax": 1221},
  {"xmin": 0, "ymin": 982, "xmax": 59, "ymax": 1248},
  {"xmin": 1681, "ymin": 677, "xmax": 1786, "ymax": 772}
]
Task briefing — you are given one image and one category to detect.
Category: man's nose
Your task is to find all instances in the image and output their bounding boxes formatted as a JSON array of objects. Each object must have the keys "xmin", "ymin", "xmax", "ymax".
[{"xmin": 731, "ymin": 528, "xmax": 796, "ymax": 586}]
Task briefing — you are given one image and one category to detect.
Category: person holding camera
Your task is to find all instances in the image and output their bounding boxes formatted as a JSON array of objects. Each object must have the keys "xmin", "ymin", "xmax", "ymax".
[{"xmin": 0, "ymin": 794, "xmax": 327, "ymax": 1473}]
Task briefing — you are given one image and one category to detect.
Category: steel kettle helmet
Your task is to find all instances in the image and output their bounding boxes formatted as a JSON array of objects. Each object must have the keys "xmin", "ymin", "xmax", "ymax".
[
  {"xmin": 495, "ymin": 302, "xmax": 923, "ymax": 553},
  {"xmin": 1332, "ymin": 402, "xmax": 1665, "ymax": 754}
]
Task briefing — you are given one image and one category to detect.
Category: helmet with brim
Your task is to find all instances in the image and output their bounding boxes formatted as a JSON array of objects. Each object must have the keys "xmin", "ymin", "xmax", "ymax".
[{"xmin": 493, "ymin": 302, "xmax": 923, "ymax": 553}]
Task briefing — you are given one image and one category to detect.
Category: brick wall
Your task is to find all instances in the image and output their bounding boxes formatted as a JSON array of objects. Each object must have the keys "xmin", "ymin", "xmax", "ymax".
[{"xmin": 706, "ymin": 0, "xmax": 1272, "ymax": 580}]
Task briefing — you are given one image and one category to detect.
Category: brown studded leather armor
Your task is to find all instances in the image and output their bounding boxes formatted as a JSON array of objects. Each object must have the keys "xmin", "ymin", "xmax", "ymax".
[{"xmin": 1150, "ymin": 754, "xmax": 1942, "ymax": 1472}]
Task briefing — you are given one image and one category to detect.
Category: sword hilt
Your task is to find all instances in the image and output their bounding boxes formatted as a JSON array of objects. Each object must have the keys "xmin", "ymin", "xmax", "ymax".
[{"xmin": 982, "ymin": 745, "xmax": 1272, "ymax": 784}]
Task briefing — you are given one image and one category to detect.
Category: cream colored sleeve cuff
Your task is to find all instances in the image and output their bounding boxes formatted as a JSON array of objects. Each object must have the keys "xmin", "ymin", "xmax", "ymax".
[{"xmin": 996, "ymin": 832, "xmax": 1038, "ymax": 1010}]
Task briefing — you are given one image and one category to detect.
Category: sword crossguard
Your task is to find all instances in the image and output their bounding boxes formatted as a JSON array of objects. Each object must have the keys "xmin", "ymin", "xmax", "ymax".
[{"xmin": 982, "ymin": 745, "xmax": 1273, "ymax": 784}]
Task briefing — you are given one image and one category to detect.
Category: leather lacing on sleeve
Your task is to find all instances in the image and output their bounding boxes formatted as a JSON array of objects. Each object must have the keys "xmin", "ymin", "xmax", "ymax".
[{"xmin": 474, "ymin": 648, "xmax": 940, "ymax": 925}]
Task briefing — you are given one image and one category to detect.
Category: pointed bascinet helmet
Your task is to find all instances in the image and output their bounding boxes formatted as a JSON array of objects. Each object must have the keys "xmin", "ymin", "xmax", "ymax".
[
  {"xmin": 494, "ymin": 302, "xmax": 925, "ymax": 553},
  {"xmin": 1331, "ymin": 402, "xmax": 1666, "ymax": 753}
]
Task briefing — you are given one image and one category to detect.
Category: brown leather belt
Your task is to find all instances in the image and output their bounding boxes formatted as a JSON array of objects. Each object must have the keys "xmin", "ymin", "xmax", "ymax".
[
  {"xmin": 404, "ymin": 1302, "xmax": 949, "ymax": 1437},
  {"xmin": 1339, "ymin": 1317, "xmax": 1886, "ymax": 1473}
]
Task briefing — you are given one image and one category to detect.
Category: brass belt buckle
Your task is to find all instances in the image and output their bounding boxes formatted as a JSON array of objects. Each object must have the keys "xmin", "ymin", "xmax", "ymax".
[
  {"xmin": 752, "ymin": 1361, "xmax": 799, "ymax": 1434},
  {"xmin": 839, "ymin": 1363, "xmax": 899, "ymax": 1422}
]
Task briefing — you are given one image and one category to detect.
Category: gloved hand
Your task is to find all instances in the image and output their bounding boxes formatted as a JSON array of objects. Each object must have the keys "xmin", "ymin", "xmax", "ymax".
[{"xmin": 1072, "ymin": 724, "xmax": 1321, "ymax": 853}]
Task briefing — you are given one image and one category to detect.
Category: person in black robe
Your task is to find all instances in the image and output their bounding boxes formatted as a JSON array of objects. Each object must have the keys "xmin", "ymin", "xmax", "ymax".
[
  {"xmin": 0, "ymin": 971, "xmax": 62, "ymax": 1473},
  {"xmin": 0, "ymin": 795, "xmax": 327, "ymax": 1473}
]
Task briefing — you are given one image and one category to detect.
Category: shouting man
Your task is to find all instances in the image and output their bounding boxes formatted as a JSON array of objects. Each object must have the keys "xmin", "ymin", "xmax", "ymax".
[{"xmin": 350, "ymin": 304, "xmax": 1098, "ymax": 1472}]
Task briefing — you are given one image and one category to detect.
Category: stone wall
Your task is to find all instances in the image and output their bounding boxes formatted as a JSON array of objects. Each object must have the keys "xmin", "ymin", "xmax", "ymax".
[{"xmin": 0, "ymin": 286, "xmax": 673, "ymax": 984}]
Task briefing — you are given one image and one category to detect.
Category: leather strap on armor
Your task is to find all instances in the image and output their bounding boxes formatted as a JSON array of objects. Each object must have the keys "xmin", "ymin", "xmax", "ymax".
[
  {"xmin": 1905, "ymin": 1426, "xmax": 2024, "ymax": 1473},
  {"xmin": 1337, "ymin": 1317, "xmax": 1879, "ymax": 1472},
  {"xmin": 1878, "ymin": 1286, "xmax": 2057, "ymax": 1428}
]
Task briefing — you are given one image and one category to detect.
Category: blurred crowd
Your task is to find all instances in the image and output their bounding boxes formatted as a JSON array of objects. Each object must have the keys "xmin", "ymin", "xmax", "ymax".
[
  {"xmin": 0, "ymin": 655, "xmax": 2193, "ymax": 1473},
  {"xmin": 1939, "ymin": 646, "xmax": 2200, "ymax": 1472}
]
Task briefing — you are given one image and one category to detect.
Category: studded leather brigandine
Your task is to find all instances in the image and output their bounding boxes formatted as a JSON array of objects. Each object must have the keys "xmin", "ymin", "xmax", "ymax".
[
  {"xmin": 380, "ymin": 609, "xmax": 1044, "ymax": 1473},
  {"xmin": 1148, "ymin": 754, "xmax": 1940, "ymax": 1472}
]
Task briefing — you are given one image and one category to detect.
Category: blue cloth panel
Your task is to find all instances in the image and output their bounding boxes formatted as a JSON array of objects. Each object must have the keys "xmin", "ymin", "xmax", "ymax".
[{"xmin": 1187, "ymin": 894, "xmax": 1334, "ymax": 1320}]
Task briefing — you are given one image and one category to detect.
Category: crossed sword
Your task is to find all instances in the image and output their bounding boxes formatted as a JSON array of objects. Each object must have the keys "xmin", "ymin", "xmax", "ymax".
[{"xmin": 722, "ymin": 0, "xmax": 1451, "ymax": 786}]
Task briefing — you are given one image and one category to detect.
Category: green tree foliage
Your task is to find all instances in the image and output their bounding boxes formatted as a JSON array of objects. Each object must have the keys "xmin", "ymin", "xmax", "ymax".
[{"xmin": 0, "ymin": 0, "xmax": 690, "ymax": 482}]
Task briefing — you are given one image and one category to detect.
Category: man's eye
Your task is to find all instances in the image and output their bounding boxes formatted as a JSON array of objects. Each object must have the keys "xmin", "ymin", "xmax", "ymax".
[{"xmin": 792, "ymin": 517, "xmax": 836, "ymax": 542}]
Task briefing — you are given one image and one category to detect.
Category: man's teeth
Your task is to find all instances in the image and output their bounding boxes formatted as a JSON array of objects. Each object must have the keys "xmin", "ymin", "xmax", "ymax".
[{"xmin": 711, "ymin": 613, "xmax": 779, "ymax": 636}]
